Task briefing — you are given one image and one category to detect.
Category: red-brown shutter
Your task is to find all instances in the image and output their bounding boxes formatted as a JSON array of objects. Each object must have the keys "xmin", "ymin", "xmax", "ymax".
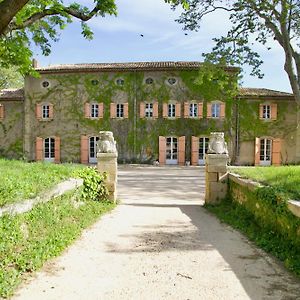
[
  {"xmin": 272, "ymin": 138, "xmax": 281, "ymax": 166},
  {"xmin": 110, "ymin": 103, "xmax": 116, "ymax": 118},
  {"xmin": 36, "ymin": 137, "xmax": 43, "ymax": 161},
  {"xmin": 220, "ymin": 102, "xmax": 226, "ymax": 118},
  {"xmin": 140, "ymin": 102, "xmax": 145, "ymax": 118},
  {"xmin": 259, "ymin": 104, "xmax": 264, "ymax": 119},
  {"xmin": 175, "ymin": 103, "xmax": 181, "ymax": 118},
  {"xmin": 153, "ymin": 102, "xmax": 159, "ymax": 118},
  {"xmin": 84, "ymin": 103, "xmax": 90, "ymax": 118},
  {"xmin": 191, "ymin": 136, "xmax": 199, "ymax": 166},
  {"xmin": 178, "ymin": 136, "xmax": 186, "ymax": 166},
  {"xmin": 159, "ymin": 136, "xmax": 166, "ymax": 165},
  {"xmin": 54, "ymin": 137, "xmax": 61, "ymax": 163},
  {"xmin": 184, "ymin": 102, "xmax": 189, "ymax": 118},
  {"xmin": 124, "ymin": 103, "xmax": 129, "ymax": 118},
  {"xmin": 36, "ymin": 104, "xmax": 42, "ymax": 120},
  {"xmin": 198, "ymin": 103, "xmax": 203, "ymax": 118},
  {"xmin": 81, "ymin": 135, "xmax": 89, "ymax": 164},
  {"xmin": 254, "ymin": 137, "xmax": 260, "ymax": 166},
  {"xmin": 163, "ymin": 103, "xmax": 168, "ymax": 118},
  {"xmin": 271, "ymin": 103, "xmax": 278, "ymax": 120},
  {"xmin": 207, "ymin": 103, "xmax": 212, "ymax": 118},
  {"xmin": 0, "ymin": 104, "xmax": 4, "ymax": 120},
  {"xmin": 98, "ymin": 103, "xmax": 104, "ymax": 118},
  {"xmin": 49, "ymin": 104, "xmax": 54, "ymax": 119}
]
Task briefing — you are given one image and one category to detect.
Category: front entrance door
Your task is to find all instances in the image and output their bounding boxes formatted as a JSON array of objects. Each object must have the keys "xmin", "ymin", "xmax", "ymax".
[
  {"xmin": 198, "ymin": 137, "xmax": 209, "ymax": 165},
  {"xmin": 260, "ymin": 138, "xmax": 272, "ymax": 166},
  {"xmin": 166, "ymin": 137, "xmax": 178, "ymax": 165},
  {"xmin": 89, "ymin": 136, "xmax": 99, "ymax": 163}
]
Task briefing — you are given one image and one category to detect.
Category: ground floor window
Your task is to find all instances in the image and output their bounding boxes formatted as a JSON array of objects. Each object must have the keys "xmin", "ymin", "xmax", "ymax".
[
  {"xmin": 89, "ymin": 136, "xmax": 99, "ymax": 163},
  {"xmin": 199, "ymin": 137, "xmax": 209, "ymax": 165},
  {"xmin": 260, "ymin": 138, "xmax": 272, "ymax": 166},
  {"xmin": 166, "ymin": 137, "xmax": 178, "ymax": 164},
  {"xmin": 44, "ymin": 137, "xmax": 55, "ymax": 161}
]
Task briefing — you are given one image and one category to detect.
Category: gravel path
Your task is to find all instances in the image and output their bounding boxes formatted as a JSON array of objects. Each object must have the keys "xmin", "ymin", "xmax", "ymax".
[{"xmin": 13, "ymin": 166, "xmax": 300, "ymax": 300}]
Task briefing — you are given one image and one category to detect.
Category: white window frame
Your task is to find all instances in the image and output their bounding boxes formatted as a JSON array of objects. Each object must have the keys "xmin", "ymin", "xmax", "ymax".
[
  {"xmin": 190, "ymin": 103, "xmax": 198, "ymax": 118},
  {"xmin": 145, "ymin": 103, "xmax": 153, "ymax": 118},
  {"xmin": 262, "ymin": 104, "xmax": 271, "ymax": 119},
  {"xmin": 168, "ymin": 103, "xmax": 176, "ymax": 118},
  {"xmin": 166, "ymin": 137, "xmax": 178, "ymax": 165},
  {"xmin": 116, "ymin": 103, "xmax": 124, "ymax": 118},
  {"xmin": 260, "ymin": 138, "xmax": 272, "ymax": 166},
  {"xmin": 42, "ymin": 104, "xmax": 50, "ymax": 119},
  {"xmin": 198, "ymin": 137, "xmax": 209, "ymax": 165},
  {"xmin": 91, "ymin": 103, "xmax": 99, "ymax": 118},
  {"xmin": 211, "ymin": 103, "xmax": 221, "ymax": 118},
  {"xmin": 44, "ymin": 137, "xmax": 55, "ymax": 162},
  {"xmin": 89, "ymin": 136, "xmax": 99, "ymax": 163}
]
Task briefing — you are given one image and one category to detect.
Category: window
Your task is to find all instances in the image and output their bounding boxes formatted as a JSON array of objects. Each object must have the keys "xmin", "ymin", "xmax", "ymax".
[
  {"xmin": 42, "ymin": 104, "xmax": 50, "ymax": 119},
  {"xmin": 168, "ymin": 103, "xmax": 176, "ymax": 118},
  {"xmin": 260, "ymin": 138, "xmax": 272, "ymax": 165},
  {"xmin": 166, "ymin": 137, "xmax": 178, "ymax": 163},
  {"xmin": 145, "ymin": 77, "xmax": 154, "ymax": 84},
  {"xmin": 116, "ymin": 78, "xmax": 124, "ymax": 86},
  {"xmin": 167, "ymin": 77, "xmax": 177, "ymax": 85},
  {"xmin": 42, "ymin": 81, "xmax": 50, "ymax": 88},
  {"xmin": 199, "ymin": 137, "xmax": 209, "ymax": 164},
  {"xmin": 145, "ymin": 103, "xmax": 153, "ymax": 117},
  {"xmin": 91, "ymin": 103, "xmax": 99, "ymax": 118},
  {"xmin": 211, "ymin": 103, "xmax": 221, "ymax": 118},
  {"xmin": 190, "ymin": 103, "xmax": 198, "ymax": 118},
  {"xmin": 262, "ymin": 104, "xmax": 271, "ymax": 119},
  {"xmin": 44, "ymin": 137, "xmax": 55, "ymax": 161},
  {"xmin": 91, "ymin": 79, "xmax": 99, "ymax": 86},
  {"xmin": 89, "ymin": 136, "xmax": 99, "ymax": 163},
  {"xmin": 116, "ymin": 103, "xmax": 124, "ymax": 118}
]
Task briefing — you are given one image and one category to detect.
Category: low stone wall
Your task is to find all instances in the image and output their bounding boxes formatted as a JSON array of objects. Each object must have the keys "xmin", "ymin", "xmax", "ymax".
[{"xmin": 228, "ymin": 173, "xmax": 300, "ymax": 247}]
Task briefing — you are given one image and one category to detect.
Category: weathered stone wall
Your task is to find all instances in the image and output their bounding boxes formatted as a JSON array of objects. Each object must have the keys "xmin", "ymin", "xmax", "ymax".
[{"xmin": 0, "ymin": 100, "xmax": 24, "ymax": 159}]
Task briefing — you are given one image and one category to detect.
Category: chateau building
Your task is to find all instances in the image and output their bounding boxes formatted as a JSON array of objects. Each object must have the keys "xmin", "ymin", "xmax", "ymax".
[{"xmin": 0, "ymin": 61, "xmax": 298, "ymax": 166}]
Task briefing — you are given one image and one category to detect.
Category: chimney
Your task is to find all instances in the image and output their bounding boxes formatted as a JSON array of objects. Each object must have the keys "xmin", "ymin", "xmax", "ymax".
[{"xmin": 32, "ymin": 58, "xmax": 39, "ymax": 68}]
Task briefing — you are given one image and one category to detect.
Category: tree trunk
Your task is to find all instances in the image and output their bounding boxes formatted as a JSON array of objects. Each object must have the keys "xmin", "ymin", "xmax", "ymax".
[{"xmin": 0, "ymin": 0, "xmax": 30, "ymax": 35}]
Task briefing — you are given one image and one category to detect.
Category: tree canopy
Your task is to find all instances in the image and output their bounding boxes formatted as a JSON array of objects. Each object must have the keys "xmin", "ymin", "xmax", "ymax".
[{"xmin": 172, "ymin": 0, "xmax": 300, "ymax": 104}]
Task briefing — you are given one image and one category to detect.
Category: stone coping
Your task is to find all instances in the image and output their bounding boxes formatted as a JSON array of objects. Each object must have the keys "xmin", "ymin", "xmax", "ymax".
[{"xmin": 0, "ymin": 178, "xmax": 83, "ymax": 217}]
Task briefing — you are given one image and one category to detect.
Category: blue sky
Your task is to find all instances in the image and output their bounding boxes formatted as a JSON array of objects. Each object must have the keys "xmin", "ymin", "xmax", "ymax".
[{"xmin": 33, "ymin": 0, "xmax": 291, "ymax": 92}]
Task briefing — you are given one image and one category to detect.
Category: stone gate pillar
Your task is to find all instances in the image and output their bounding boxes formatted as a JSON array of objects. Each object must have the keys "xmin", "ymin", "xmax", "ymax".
[
  {"xmin": 205, "ymin": 132, "xmax": 229, "ymax": 204},
  {"xmin": 97, "ymin": 131, "xmax": 118, "ymax": 202}
]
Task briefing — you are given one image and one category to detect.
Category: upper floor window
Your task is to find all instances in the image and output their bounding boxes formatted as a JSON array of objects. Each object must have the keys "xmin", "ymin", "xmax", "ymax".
[
  {"xmin": 42, "ymin": 104, "xmax": 50, "ymax": 119},
  {"xmin": 91, "ymin": 103, "xmax": 99, "ymax": 118},
  {"xmin": 167, "ymin": 77, "xmax": 177, "ymax": 85},
  {"xmin": 262, "ymin": 104, "xmax": 271, "ymax": 119},
  {"xmin": 116, "ymin": 103, "xmax": 124, "ymax": 118},
  {"xmin": 116, "ymin": 78, "xmax": 124, "ymax": 86},
  {"xmin": 145, "ymin": 77, "xmax": 154, "ymax": 85},
  {"xmin": 42, "ymin": 81, "xmax": 50, "ymax": 88},
  {"xmin": 145, "ymin": 103, "xmax": 153, "ymax": 117},
  {"xmin": 91, "ymin": 79, "xmax": 99, "ymax": 86},
  {"xmin": 211, "ymin": 103, "xmax": 221, "ymax": 118},
  {"xmin": 168, "ymin": 103, "xmax": 176, "ymax": 118},
  {"xmin": 190, "ymin": 103, "xmax": 198, "ymax": 118}
]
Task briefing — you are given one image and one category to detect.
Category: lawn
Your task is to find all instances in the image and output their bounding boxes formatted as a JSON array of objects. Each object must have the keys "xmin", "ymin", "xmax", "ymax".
[
  {"xmin": 231, "ymin": 165, "xmax": 300, "ymax": 200},
  {"xmin": 0, "ymin": 159, "xmax": 84, "ymax": 207}
]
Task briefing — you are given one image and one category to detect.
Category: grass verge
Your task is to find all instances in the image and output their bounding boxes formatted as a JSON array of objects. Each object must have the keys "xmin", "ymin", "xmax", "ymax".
[
  {"xmin": 0, "ymin": 188, "xmax": 115, "ymax": 298},
  {"xmin": 206, "ymin": 199, "xmax": 300, "ymax": 278},
  {"xmin": 0, "ymin": 159, "xmax": 84, "ymax": 207},
  {"xmin": 231, "ymin": 166, "xmax": 300, "ymax": 200}
]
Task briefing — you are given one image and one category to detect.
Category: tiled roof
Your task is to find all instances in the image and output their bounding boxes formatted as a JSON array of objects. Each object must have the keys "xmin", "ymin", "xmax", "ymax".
[
  {"xmin": 239, "ymin": 87, "xmax": 293, "ymax": 98},
  {"xmin": 0, "ymin": 88, "xmax": 24, "ymax": 100},
  {"xmin": 36, "ymin": 61, "xmax": 238, "ymax": 73}
]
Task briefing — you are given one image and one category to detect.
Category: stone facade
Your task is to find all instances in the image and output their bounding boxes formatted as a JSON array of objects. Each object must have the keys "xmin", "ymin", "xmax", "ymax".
[{"xmin": 0, "ymin": 61, "xmax": 298, "ymax": 165}]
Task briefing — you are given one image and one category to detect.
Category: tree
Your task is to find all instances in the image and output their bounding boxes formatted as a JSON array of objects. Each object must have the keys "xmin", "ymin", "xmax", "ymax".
[
  {"xmin": 0, "ymin": 0, "xmax": 117, "ymax": 74},
  {"xmin": 0, "ymin": 67, "xmax": 23, "ymax": 89},
  {"xmin": 171, "ymin": 0, "xmax": 300, "ymax": 105}
]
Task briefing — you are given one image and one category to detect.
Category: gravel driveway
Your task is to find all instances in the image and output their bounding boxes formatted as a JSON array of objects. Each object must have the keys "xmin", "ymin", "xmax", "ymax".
[{"xmin": 13, "ymin": 165, "xmax": 300, "ymax": 300}]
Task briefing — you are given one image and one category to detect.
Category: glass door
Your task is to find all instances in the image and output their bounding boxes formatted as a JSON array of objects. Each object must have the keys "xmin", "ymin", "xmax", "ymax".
[
  {"xmin": 198, "ymin": 137, "xmax": 209, "ymax": 165},
  {"xmin": 89, "ymin": 136, "xmax": 99, "ymax": 164},
  {"xmin": 166, "ymin": 137, "xmax": 178, "ymax": 165},
  {"xmin": 44, "ymin": 137, "xmax": 55, "ymax": 162},
  {"xmin": 260, "ymin": 138, "xmax": 272, "ymax": 166}
]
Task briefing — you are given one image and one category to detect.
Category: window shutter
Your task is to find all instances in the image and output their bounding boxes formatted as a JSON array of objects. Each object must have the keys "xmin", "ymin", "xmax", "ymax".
[
  {"xmin": 259, "ymin": 104, "xmax": 264, "ymax": 119},
  {"xmin": 54, "ymin": 136, "xmax": 61, "ymax": 163},
  {"xmin": 140, "ymin": 102, "xmax": 145, "ymax": 118},
  {"xmin": 271, "ymin": 103, "xmax": 278, "ymax": 120},
  {"xmin": 49, "ymin": 104, "xmax": 54, "ymax": 119},
  {"xmin": 207, "ymin": 103, "xmax": 212, "ymax": 118},
  {"xmin": 191, "ymin": 136, "xmax": 199, "ymax": 166},
  {"xmin": 0, "ymin": 104, "xmax": 4, "ymax": 120},
  {"xmin": 175, "ymin": 103, "xmax": 181, "ymax": 118},
  {"xmin": 184, "ymin": 102, "xmax": 189, "ymax": 118},
  {"xmin": 153, "ymin": 102, "xmax": 159, "ymax": 118},
  {"xmin": 110, "ymin": 103, "xmax": 116, "ymax": 118},
  {"xmin": 198, "ymin": 103, "xmax": 203, "ymax": 118},
  {"xmin": 162, "ymin": 103, "xmax": 168, "ymax": 118},
  {"xmin": 254, "ymin": 137, "xmax": 260, "ymax": 166},
  {"xmin": 178, "ymin": 136, "xmax": 186, "ymax": 165},
  {"xmin": 98, "ymin": 103, "xmax": 104, "ymax": 118},
  {"xmin": 36, "ymin": 137, "xmax": 43, "ymax": 161},
  {"xmin": 272, "ymin": 138, "xmax": 281, "ymax": 166},
  {"xmin": 124, "ymin": 103, "xmax": 129, "ymax": 118},
  {"xmin": 84, "ymin": 103, "xmax": 90, "ymax": 118},
  {"xmin": 220, "ymin": 102, "xmax": 226, "ymax": 118},
  {"xmin": 36, "ymin": 104, "xmax": 42, "ymax": 120},
  {"xmin": 81, "ymin": 135, "xmax": 89, "ymax": 164},
  {"xmin": 159, "ymin": 136, "xmax": 166, "ymax": 165}
]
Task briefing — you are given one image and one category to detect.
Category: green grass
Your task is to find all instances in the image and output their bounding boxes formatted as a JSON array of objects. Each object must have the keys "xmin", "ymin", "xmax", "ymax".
[
  {"xmin": 0, "ymin": 188, "xmax": 115, "ymax": 298},
  {"xmin": 0, "ymin": 159, "xmax": 84, "ymax": 207},
  {"xmin": 231, "ymin": 166, "xmax": 300, "ymax": 200}
]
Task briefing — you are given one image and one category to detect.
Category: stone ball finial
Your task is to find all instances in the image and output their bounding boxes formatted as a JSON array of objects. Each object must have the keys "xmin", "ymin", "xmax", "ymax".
[
  {"xmin": 208, "ymin": 132, "xmax": 228, "ymax": 154},
  {"xmin": 97, "ymin": 131, "xmax": 117, "ymax": 154}
]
